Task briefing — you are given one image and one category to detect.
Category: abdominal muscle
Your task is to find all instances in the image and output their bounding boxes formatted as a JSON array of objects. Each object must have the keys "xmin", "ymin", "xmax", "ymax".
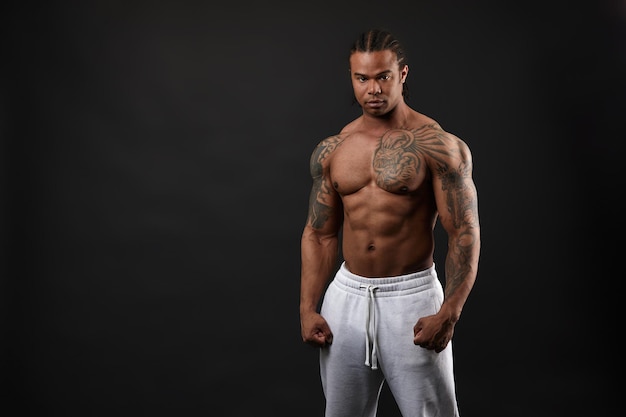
[{"xmin": 340, "ymin": 186, "xmax": 437, "ymax": 278}]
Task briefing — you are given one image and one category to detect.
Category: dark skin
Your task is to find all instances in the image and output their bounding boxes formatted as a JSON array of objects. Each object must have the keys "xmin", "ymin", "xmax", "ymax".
[{"xmin": 300, "ymin": 50, "xmax": 480, "ymax": 353}]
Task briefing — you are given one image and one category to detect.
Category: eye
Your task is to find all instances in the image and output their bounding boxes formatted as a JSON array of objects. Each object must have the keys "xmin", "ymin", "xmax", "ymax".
[
  {"xmin": 379, "ymin": 74, "xmax": 391, "ymax": 81},
  {"xmin": 357, "ymin": 76, "xmax": 366, "ymax": 82}
]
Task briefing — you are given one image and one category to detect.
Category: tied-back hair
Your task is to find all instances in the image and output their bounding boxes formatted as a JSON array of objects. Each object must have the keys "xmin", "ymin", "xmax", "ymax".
[{"xmin": 349, "ymin": 28, "xmax": 409, "ymax": 100}]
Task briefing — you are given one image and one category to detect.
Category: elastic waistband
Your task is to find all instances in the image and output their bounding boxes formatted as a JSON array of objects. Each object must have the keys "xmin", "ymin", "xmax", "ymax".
[{"xmin": 333, "ymin": 262, "xmax": 438, "ymax": 297}]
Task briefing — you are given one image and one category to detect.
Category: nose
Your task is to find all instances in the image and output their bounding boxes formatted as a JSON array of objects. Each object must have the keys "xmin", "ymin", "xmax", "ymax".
[{"xmin": 367, "ymin": 79, "xmax": 381, "ymax": 95}]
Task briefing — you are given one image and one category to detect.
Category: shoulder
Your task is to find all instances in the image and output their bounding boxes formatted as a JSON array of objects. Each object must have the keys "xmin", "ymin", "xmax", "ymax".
[
  {"xmin": 308, "ymin": 134, "xmax": 347, "ymax": 178},
  {"xmin": 311, "ymin": 134, "xmax": 346, "ymax": 161},
  {"xmin": 434, "ymin": 124, "xmax": 470, "ymax": 152},
  {"xmin": 308, "ymin": 118, "xmax": 361, "ymax": 173},
  {"xmin": 414, "ymin": 120, "xmax": 470, "ymax": 151},
  {"xmin": 437, "ymin": 126, "xmax": 472, "ymax": 161},
  {"xmin": 383, "ymin": 113, "xmax": 471, "ymax": 171},
  {"xmin": 408, "ymin": 122, "xmax": 474, "ymax": 170}
]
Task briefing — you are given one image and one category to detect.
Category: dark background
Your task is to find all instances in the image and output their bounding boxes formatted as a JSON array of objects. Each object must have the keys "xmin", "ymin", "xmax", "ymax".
[{"xmin": 2, "ymin": 1, "xmax": 623, "ymax": 416}]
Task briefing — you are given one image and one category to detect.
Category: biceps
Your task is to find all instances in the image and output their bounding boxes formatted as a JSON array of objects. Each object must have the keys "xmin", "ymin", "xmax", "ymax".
[
  {"xmin": 437, "ymin": 177, "xmax": 479, "ymax": 232},
  {"xmin": 307, "ymin": 178, "xmax": 341, "ymax": 230}
]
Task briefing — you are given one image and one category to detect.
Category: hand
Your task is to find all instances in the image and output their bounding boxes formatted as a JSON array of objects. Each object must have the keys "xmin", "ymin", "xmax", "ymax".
[
  {"xmin": 413, "ymin": 313, "xmax": 455, "ymax": 353},
  {"xmin": 300, "ymin": 311, "xmax": 333, "ymax": 348}
]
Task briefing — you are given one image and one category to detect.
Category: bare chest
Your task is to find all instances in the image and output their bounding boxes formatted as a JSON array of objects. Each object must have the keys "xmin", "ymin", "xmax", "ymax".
[{"xmin": 331, "ymin": 129, "xmax": 430, "ymax": 195}]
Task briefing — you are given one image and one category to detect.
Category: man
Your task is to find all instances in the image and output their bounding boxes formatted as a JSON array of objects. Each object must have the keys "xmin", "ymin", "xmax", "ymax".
[{"xmin": 299, "ymin": 28, "xmax": 480, "ymax": 417}]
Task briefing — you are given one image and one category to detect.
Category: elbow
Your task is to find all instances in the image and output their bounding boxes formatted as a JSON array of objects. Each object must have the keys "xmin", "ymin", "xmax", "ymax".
[{"xmin": 302, "ymin": 226, "xmax": 338, "ymax": 248}]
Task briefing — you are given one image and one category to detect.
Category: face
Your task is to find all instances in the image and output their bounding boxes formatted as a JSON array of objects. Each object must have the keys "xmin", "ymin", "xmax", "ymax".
[{"xmin": 349, "ymin": 50, "xmax": 408, "ymax": 116}]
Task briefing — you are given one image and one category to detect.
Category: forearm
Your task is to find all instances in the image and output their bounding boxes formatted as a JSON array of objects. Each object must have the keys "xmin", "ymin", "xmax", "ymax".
[
  {"xmin": 300, "ymin": 227, "xmax": 339, "ymax": 315},
  {"xmin": 441, "ymin": 226, "xmax": 480, "ymax": 322}
]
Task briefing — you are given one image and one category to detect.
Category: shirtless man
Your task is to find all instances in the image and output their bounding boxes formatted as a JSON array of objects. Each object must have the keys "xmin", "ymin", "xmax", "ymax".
[{"xmin": 299, "ymin": 29, "xmax": 481, "ymax": 417}]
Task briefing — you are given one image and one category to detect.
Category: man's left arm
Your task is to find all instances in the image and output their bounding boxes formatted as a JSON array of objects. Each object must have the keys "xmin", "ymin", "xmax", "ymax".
[{"xmin": 413, "ymin": 135, "xmax": 480, "ymax": 352}]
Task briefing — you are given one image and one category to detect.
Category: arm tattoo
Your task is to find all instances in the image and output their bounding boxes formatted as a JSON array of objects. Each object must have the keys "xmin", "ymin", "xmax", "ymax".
[
  {"xmin": 308, "ymin": 178, "xmax": 333, "ymax": 229},
  {"xmin": 440, "ymin": 163, "xmax": 479, "ymax": 297},
  {"xmin": 396, "ymin": 124, "xmax": 477, "ymax": 230},
  {"xmin": 444, "ymin": 229, "xmax": 477, "ymax": 299},
  {"xmin": 437, "ymin": 153, "xmax": 479, "ymax": 299},
  {"xmin": 307, "ymin": 136, "xmax": 343, "ymax": 229},
  {"xmin": 439, "ymin": 161, "xmax": 477, "ymax": 229}
]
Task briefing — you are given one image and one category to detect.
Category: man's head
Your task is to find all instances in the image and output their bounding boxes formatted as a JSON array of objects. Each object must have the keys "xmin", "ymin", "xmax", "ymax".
[{"xmin": 349, "ymin": 29, "xmax": 409, "ymax": 115}]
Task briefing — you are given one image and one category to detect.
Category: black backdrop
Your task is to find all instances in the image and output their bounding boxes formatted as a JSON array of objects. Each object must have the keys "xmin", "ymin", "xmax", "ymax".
[{"xmin": 2, "ymin": 1, "xmax": 623, "ymax": 416}]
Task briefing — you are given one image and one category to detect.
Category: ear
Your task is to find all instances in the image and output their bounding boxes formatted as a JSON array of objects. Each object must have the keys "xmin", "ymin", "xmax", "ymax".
[{"xmin": 401, "ymin": 64, "xmax": 409, "ymax": 83}]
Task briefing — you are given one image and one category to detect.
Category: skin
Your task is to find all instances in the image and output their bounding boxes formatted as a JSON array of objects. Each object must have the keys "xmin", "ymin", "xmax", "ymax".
[{"xmin": 300, "ymin": 50, "xmax": 480, "ymax": 353}]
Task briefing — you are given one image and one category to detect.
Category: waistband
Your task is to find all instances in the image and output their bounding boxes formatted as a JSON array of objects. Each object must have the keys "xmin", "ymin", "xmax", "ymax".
[{"xmin": 333, "ymin": 261, "xmax": 438, "ymax": 297}]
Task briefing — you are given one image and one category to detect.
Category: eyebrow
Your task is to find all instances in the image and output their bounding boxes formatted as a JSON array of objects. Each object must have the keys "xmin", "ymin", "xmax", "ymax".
[{"xmin": 353, "ymin": 70, "xmax": 393, "ymax": 78}]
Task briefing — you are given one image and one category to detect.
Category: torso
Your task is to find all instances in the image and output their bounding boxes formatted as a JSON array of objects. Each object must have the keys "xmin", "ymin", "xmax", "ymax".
[{"xmin": 329, "ymin": 114, "xmax": 447, "ymax": 277}]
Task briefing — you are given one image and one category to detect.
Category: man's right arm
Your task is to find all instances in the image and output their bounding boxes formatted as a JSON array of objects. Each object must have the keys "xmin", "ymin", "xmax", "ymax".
[{"xmin": 299, "ymin": 137, "xmax": 343, "ymax": 347}]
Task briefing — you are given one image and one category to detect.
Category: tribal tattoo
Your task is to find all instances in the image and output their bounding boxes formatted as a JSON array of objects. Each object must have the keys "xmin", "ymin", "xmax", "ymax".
[
  {"xmin": 307, "ymin": 136, "xmax": 344, "ymax": 229},
  {"xmin": 373, "ymin": 125, "xmax": 479, "ymax": 298}
]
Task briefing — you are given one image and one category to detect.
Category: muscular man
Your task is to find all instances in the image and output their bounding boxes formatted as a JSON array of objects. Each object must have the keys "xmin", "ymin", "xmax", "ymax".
[{"xmin": 299, "ymin": 29, "xmax": 480, "ymax": 417}]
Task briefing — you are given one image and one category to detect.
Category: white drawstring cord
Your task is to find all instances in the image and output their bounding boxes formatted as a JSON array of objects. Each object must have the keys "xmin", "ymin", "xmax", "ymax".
[{"xmin": 360, "ymin": 284, "xmax": 379, "ymax": 370}]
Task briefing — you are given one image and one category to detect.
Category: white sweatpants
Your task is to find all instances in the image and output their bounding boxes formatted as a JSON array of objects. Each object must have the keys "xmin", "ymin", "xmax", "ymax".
[{"xmin": 319, "ymin": 262, "xmax": 460, "ymax": 417}]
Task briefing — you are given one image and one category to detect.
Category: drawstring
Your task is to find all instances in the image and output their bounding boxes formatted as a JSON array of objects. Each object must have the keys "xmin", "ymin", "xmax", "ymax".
[{"xmin": 360, "ymin": 284, "xmax": 379, "ymax": 370}]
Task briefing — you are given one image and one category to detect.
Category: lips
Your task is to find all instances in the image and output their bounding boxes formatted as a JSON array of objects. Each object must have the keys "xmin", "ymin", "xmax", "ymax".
[{"xmin": 366, "ymin": 100, "xmax": 384, "ymax": 108}]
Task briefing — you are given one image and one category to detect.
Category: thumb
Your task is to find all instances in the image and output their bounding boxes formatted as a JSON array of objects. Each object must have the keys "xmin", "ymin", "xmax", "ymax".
[
  {"xmin": 413, "ymin": 327, "xmax": 423, "ymax": 344},
  {"xmin": 319, "ymin": 325, "xmax": 333, "ymax": 345}
]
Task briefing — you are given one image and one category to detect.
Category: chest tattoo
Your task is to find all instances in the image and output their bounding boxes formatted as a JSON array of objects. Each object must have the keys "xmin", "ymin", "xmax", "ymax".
[{"xmin": 373, "ymin": 129, "xmax": 423, "ymax": 191}]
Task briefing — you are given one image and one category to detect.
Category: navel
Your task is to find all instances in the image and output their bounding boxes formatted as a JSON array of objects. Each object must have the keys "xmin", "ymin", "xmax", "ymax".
[{"xmin": 367, "ymin": 244, "xmax": 376, "ymax": 251}]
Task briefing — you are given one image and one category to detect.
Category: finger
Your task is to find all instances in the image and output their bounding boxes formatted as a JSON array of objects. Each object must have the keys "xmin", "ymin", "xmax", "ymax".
[
  {"xmin": 303, "ymin": 330, "xmax": 324, "ymax": 345},
  {"xmin": 413, "ymin": 331, "xmax": 424, "ymax": 345},
  {"xmin": 306, "ymin": 334, "xmax": 326, "ymax": 348},
  {"xmin": 315, "ymin": 330, "xmax": 333, "ymax": 346},
  {"xmin": 318, "ymin": 323, "xmax": 333, "ymax": 344},
  {"xmin": 434, "ymin": 339, "xmax": 449, "ymax": 352}
]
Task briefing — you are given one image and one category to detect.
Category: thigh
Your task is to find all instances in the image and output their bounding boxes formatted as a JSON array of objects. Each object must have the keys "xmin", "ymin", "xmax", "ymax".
[
  {"xmin": 376, "ymin": 286, "xmax": 459, "ymax": 417},
  {"xmin": 320, "ymin": 282, "xmax": 385, "ymax": 417}
]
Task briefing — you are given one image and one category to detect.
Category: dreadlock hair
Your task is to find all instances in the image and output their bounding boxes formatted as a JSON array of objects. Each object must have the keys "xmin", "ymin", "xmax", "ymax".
[{"xmin": 349, "ymin": 28, "xmax": 409, "ymax": 100}]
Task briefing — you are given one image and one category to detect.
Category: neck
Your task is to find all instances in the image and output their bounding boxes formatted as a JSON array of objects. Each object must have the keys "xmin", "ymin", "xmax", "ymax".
[{"xmin": 362, "ymin": 102, "xmax": 411, "ymax": 131}]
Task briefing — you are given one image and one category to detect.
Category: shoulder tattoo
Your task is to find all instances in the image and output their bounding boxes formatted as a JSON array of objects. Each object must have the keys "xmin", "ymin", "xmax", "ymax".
[
  {"xmin": 310, "ymin": 135, "xmax": 343, "ymax": 178},
  {"xmin": 375, "ymin": 125, "xmax": 478, "ymax": 229}
]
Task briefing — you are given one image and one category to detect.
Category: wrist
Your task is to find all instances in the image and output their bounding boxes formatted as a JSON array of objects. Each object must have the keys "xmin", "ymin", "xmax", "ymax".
[
  {"xmin": 300, "ymin": 302, "xmax": 318, "ymax": 316},
  {"xmin": 439, "ymin": 302, "xmax": 461, "ymax": 324}
]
